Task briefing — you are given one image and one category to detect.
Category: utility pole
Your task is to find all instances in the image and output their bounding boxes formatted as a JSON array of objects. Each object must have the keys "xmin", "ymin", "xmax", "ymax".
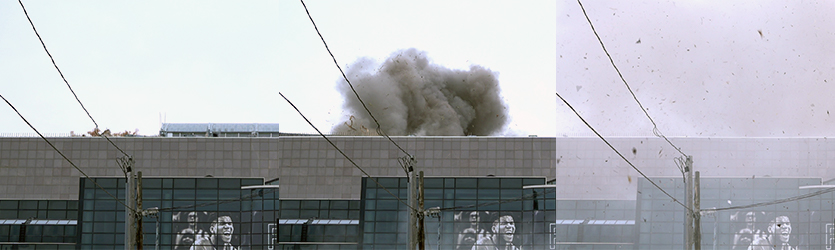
[
  {"xmin": 137, "ymin": 171, "xmax": 144, "ymax": 250},
  {"xmin": 408, "ymin": 169, "xmax": 416, "ymax": 250},
  {"xmin": 694, "ymin": 171, "xmax": 701, "ymax": 250},
  {"xmin": 418, "ymin": 171, "xmax": 425, "ymax": 250},
  {"xmin": 125, "ymin": 161, "xmax": 134, "ymax": 250},
  {"xmin": 684, "ymin": 155, "xmax": 693, "ymax": 250},
  {"xmin": 401, "ymin": 156, "xmax": 418, "ymax": 250}
]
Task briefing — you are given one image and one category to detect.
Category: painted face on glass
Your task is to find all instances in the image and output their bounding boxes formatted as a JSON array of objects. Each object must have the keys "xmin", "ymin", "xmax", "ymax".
[
  {"xmin": 469, "ymin": 211, "xmax": 480, "ymax": 227},
  {"xmin": 492, "ymin": 215, "xmax": 515, "ymax": 243},
  {"xmin": 211, "ymin": 216, "xmax": 234, "ymax": 243},
  {"xmin": 461, "ymin": 227, "xmax": 477, "ymax": 245},
  {"xmin": 744, "ymin": 211, "xmax": 756, "ymax": 228},
  {"xmin": 187, "ymin": 212, "xmax": 198, "ymax": 227},
  {"xmin": 178, "ymin": 228, "xmax": 195, "ymax": 246},
  {"xmin": 773, "ymin": 216, "xmax": 791, "ymax": 243},
  {"xmin": 737, "ymin": 228, "xmax": 753, "ymax": 246}
]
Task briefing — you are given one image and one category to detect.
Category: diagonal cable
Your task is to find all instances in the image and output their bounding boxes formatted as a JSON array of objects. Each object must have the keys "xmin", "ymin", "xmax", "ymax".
[
  {"xmin": 299, "ymin": 0, "xmax": 412, "ymax": 159},
  {"xmin": 18, "ymin": 0, "xmax": 130, "ymax": 158},
  {"xmin": 557, "ymin": 92, "xmax": 691, "ymax": 213},
  {"xmin": 280, "ymin": 92, "xmax": 416, "ymax": 212},
  {"xmin": 1, "ymin": 93, "xmax": 135, "ymax": 212},
  {"xmin": 576, "ymin": 0, "xmax": 686, "ymax": 157},
  {"xmin": 702, "ymin": 187, "xmax": 835, "ymax": 213}
]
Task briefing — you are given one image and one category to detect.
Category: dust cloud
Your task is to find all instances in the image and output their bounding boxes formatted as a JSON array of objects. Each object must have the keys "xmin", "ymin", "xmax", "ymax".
[{"xmin": 332, "ymin": 49, "xmax": 508, "ymax": 136}]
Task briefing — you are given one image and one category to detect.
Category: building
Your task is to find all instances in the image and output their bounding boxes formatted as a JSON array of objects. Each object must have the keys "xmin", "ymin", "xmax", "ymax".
[
  {"xmin": 0, "ymin": 135, "xmax": 834, "ymax": 249},
  {"xmin": 159, "ymin": 123, "xmax": 282, "ymax": 138}
]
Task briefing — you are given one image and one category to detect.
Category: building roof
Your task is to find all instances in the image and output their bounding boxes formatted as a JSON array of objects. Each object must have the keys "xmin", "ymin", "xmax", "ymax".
[{"xmin": 160, "ymin": 123, "xmax": 280, "ymax": 133}]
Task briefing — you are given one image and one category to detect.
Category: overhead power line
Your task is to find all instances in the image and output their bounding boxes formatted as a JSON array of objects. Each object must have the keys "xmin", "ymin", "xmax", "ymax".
[
  {"xmin": 702, "ymin": 187, "xmax": 835, "ymax": 213},
  {"xmin": 299, "ymin": 0, "xmax": 412, "ymax": 160},
  {"xmin": 556, "ymin": 92, "xmax": 691, "ymax": 213},
  {"xmin": 437, "ymin": 188, "xmax": 556, "ymax": 212},
  {"xmin": 576, "ymin": 0, "xmax": 686, "ymax": 157},
  {"xmin": 157, "ymin": 189, "xmax": 280, "ymax": 212},
  {"xmin": 279, "ymin": 92, "xmax": 416, "ymax": 212},
  {"xmin": 1, "ymin": 93, "xmax": 134, "ymax": 213},
  {"xmin": 17, "ymin": 0, "xmax": 130, "ymax": 158}
]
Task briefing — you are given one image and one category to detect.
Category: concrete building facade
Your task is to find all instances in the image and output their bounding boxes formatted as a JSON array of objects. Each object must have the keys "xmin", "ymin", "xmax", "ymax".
[{"xmin": 1, "ymin": 136, "xmax": 834, "ymax": 249}]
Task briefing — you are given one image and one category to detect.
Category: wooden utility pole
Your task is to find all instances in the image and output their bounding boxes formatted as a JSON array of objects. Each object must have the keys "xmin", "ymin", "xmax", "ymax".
[
  {"xmin": 684, "ymin": 156, "xmax": 693, "ymax": 250},
  {"xmin": 137, "ymin": 171, "xmax": 144, "ymax": 250},
  {"xmin": 408, "ymin": 169, "xmax": 417, "ymax": 250},
  {"xmin": 694, "ymin": 171, "xmax": 701, "ymax": 250},
  {"xmin": 126, "ymin": 165, "xmax": 134, "ymax": 250},
  {"xmin": 418, "ymin": 171, "xmax": 425, "ymax": 250}
]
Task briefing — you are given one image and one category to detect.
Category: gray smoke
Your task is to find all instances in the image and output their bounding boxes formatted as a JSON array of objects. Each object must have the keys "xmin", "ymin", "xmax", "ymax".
[{"xmin": 332, "ymin": 49, "xmax": 508, "ymax": 136}]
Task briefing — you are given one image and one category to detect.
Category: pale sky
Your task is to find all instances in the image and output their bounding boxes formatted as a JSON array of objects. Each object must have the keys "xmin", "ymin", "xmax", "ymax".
[{"xmin": 1, "ymin": 1, "xmax": 833, "ymax": 137}]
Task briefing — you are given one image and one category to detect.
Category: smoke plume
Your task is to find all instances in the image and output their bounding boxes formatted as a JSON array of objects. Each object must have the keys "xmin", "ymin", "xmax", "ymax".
[{"xmin": 332, "ymin": 49, "xmax": 508, "ymax": 136}]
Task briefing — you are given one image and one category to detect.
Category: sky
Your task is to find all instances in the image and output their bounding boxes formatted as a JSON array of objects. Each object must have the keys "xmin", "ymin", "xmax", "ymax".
[{"xmin": 0, "ymin": 1, "xmax": 833, "ymax": 138}]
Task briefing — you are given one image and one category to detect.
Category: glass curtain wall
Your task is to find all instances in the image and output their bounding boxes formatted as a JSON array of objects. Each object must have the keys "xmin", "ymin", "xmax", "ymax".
[
  {"xmin": 361, "ymin": 177, "xmax": 554, "ymax": 250},
  {"xmin": 78, "ymin": 177, "xmax": 278, "ymax": 250}
]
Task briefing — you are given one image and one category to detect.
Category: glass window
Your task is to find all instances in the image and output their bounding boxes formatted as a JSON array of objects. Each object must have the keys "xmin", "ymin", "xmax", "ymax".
[
  {"xmin": 142, "ymin": 189, "xmax": 162, "ymax": 200},
  {"xmin": 281, "ymin": 210, "xmax": 299, "ymax": 218},
  {"xmin": 456, "ymin": 178, "xmax": 477, "ymax": 188},
  {"xmin": 94, "ymin": 211, "xmax": 115, "ymax": 221},
  {"xmin": 93, "ymin": 222, "xmax": 115, "ymax": 233},
  {"xmin": 501, "ymin": 178, "xmax": 522, "ymax": 188},
  {"xmin": 444, "ymin": 178, "xmax": 455, "ymax": 188},
  {"xmin": 301, "ymin": 200, "xmax": 319, "ymax": 210},
  {"xmin": 424, "ymin": 189, "xmax": 443, "ymax": 199},
  {"xmin": 364, "ymin": 200, "xmax": 375, "ymax": 210},
  {"xmin": 19, "ymin": 210, "xmax": 37, "ymax": 218},
  {"xmin": 48, "ymin": 200, "xmax": 67, "ymax": 210},
  {"xmin": 67, "ymin": 201, "xmax": 79, "ymax": 210},
  {"xmin": 365, "ymin": 189, "xmax": 377, "ymax": 199},
  {"xmin": 501, "ymin": 189, "xmax": 522, "ymax": 199},
  {"xmin": 172, "ymin": 190, "xmax": 194, "ymax": 200},
  {"xmin": 20, "ymin": 200, "xmax": 38, "ymax": 209},
  {"xmin": 241, "ymin": 179, "xmax": 262, "ymax": 186},
  {"xmin": 96, "ymin": 178, "xmax": 117, "ymax": 189},
  {"xmin": 330, "ymin": 210, "xmax": 348, "ymax": 219},
  {"xmin": 299, "ymin": 210, "xmax": 318, "ymax": 219},
  {"xmin": 25, "ymin": 225, "xmax": 43, "ymax": 242},
  {"xmin": 142, "ymin": 178, "xmax": 161, "ymax": 188},
  {"xmin": 378, "ymin": 178, "xmax": 398, "ymax": 189},
  {"xmin": 375, "ymin": 223, "xmax": 397, "ymax": 233},
  {"xmin": 455, "ymin": 189, "xmax": 477, "ymax": 200},
  {"xmin": 478, "ymin": 178, "xmax": 500, "ymax": 188},
  {"xmin": 218, "ymin": 179, "xmax": 240, "ymax": 189},
  {"xmin": 424, "ymin": 178, "xmax": 443, "ymax": 188},
  {"xmin": 331, "ymin": 200, "xmax": 349, "ymax": 210},
  {"xmin": 281, "ymin": 200, "xmax": 300, "ymax": 210},
  {"xmin": 0, "ymin": 210, "xmax": 17, "ymax": 219},
  {"xmin": 47, "ymin": 210, "xmax": 66, "ymax": 220},
  {"xmin": 195, "ymin": 189, "xmax": 217, "ymax": 200},
  {"xmin": 173, "ymin": 179, "xmax": 195, "ymax": 189},
  {"xmin": 478, "ymin": 189, "xmax": 500, "ymax": 199},
  {"xmin": 376, "ymin": 200, "xmax": 399, "ymax": 210},
  {"xmin": 218, "ymin": 202, "xmax": 240, "ymax": 211},
  {"xmin": 376, "ymin": 211, "xmax": 397, "ymax": 221},
  {"xmin": 523, "ymin": 178, "xmax": 544, "ymax": 186},
  {"xmin": 92, "ymin": 233, "xmax": 114, "ymax": 244},
  {"xmin": 195, "ymin": 179, "xmax": 218, "ymax": 189}
]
